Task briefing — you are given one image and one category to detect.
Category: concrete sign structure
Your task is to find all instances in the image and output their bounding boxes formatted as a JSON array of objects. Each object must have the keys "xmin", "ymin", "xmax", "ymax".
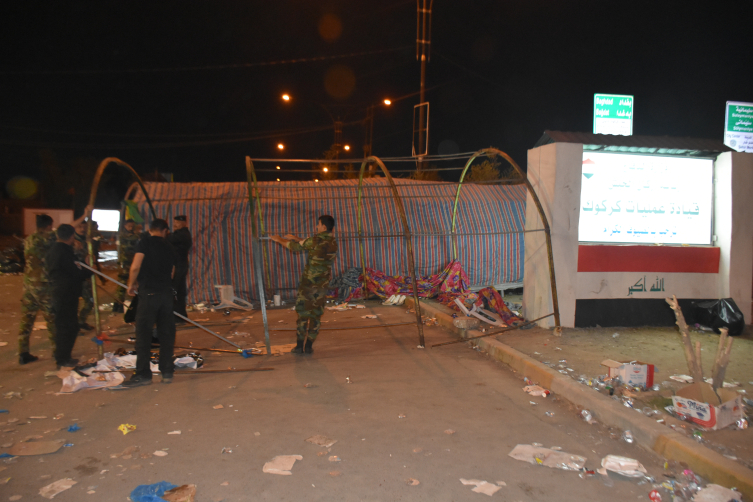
[
  {"xmin": 593, "ymin": 94, "xmax": 633, "ymax": 136},
  {"xmin": 724, "ymin": 101, "xmax": 753, "ymax": 153},
  {"xmin": 524, "ymin": 131, "xmax": 752, "ymax": 328}
]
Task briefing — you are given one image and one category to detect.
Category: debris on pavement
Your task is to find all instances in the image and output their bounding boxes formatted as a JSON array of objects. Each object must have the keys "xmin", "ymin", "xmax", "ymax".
[
  {"xmin": 621, "ymin": 430, "xmax": 634, "ymax": 444},
  {"xmin": 361, "ymin": 315, "xmax": 378, "ymax": 319},
  {"xmin": 168, "ymin": 430, "xmax": 181, "ymax": 435},
  {"xmin": 9, "ymin": 441, "xmax": 63, "ymax": 456},
  {"xmin": 153, "ymin": 451, "xmax": 168, "ymax": 457},
  {"xmin": 596, "ymin": 455, "xmax": 647, "ymax": 478},
  {"xmin": 328, "ymin": 455, "xmax": 341, "ymax": 462},
  {"xmin": 692, "ymin": 484, "xmax": 742, "ymax": 502},
  {"xmin": 601, "ymin": 359, "xmax": 655, "ymax": 389},
  {"xmin": 459, "ymin": 478, "xmax": 502, "ymax": 496},
  {"xmin": 39, "ymin": 478, "xmax": 77, "ymax": 499},
  {"xmin": 118, "ymin": 423, "xmax": 136, "ymax": 435},
  {"xmin": 672, "ymin": 383, "xmax": 744, "ymax": 430},
  {"xmin": 523, "ymin": 385, "xmax": 550, "ymax": 397},
  {"xmin": 406, "ymin": 478, "xmax": 420, "ymax": 486},
  {"xmin": 444, "ymin": 429, "xmax": 455, "ymax": 435},
  {"xmin": 67, "ymin": 424, "xmax": 80, "ymax": 432},
  {"xmin": 508, "ymin": 444, "xmax": 586, "ymax": 471},
  {"xmin": 580, "ymin": 410, "xmax": 595, "ymax": 424},
  {"xmin": 306, "ymin": 435, "xmax": 337, "ymax": 448},
  {"xmin": 213, "ymin": 404, "xmax": 224, "ymax": 409},
  {"xmin": 130, "ymin": 481, "xmax": 180, "ymax": 502},
  {"xmin": 110, "ymin": 446, "xmax": 139, "ymax": 459},
  {"xmin": 163, "ymin": 484, "xmax": 197, "ymax": 502},
  {"xmin": 670, "ymin": 375, "xmax": 694, "ymax": 383},
  {"xmin": 263, "ymin": 455, "xmax": 302, "ymax": 475}
]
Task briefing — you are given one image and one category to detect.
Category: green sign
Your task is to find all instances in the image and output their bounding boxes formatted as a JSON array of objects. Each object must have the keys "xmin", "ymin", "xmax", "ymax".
[
  {"xmin": 593, "ymin": 93, "xmax": 634, "ymax": 136},
  {"xmin": 724, "ymin": 101, "xmax": 753, "ymax": 153}
]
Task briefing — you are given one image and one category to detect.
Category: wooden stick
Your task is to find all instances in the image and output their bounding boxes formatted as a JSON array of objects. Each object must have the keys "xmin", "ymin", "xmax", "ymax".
[
  {"xmin": 694, "ymin": 341, "xmax": 704, "ymax": 380},
  {"xmin": 712, "ymin": 327, "xmax": 733, "ymax": 391},
  {"xmin": 666, "ymin": 295, "xmax": 703, "ymax": 384}
]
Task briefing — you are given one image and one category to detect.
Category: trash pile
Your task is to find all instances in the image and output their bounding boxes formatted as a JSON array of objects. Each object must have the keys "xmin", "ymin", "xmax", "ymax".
[{"xmin": 509, "ymin": 444, "xmax": 742, "ymax": 501}]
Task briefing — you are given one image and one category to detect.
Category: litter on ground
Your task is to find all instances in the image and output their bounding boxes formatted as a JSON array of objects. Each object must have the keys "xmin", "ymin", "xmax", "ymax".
[
  {"xmin": 39, "ymin": 478, "xmax": 77, "ymax": 499},
  {"xmin": 597, "ymin": 455, "xmax": 647, "ymax": 478},
  {"xmin": 459, "ymin": 478, "xmax": 502, "ymax": 496},
  {"xmin": 263, "ymin": 455, "xmax": 302, "ymax": 475},
  {"xmin": 508, "ymin": 444, "xmax": 586, "ymax": 471},
  {"xmin": 305, "ymin": 435, "xmax": 337, "ymax": 448}
]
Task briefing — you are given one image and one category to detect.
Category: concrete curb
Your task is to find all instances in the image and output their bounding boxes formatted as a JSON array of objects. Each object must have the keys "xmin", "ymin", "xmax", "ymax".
[{"xmin": 408, "ymin": 298, "xmax": 753, "ymax": 498}]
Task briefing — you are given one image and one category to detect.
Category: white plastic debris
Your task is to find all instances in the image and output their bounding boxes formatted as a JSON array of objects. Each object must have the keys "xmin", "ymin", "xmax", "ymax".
[
  {"xmin": 263, "ymin": 455, "xmax": 302, "ymax": 475},
  {"xmin": 460, "ymin": 479, "xmax": 502, "ymax": 496},
  {"xmin": 523, "ymin": 385, "xmax": 550, "ymax": 397},
  {"xmin": 692, "ymin": 484, "xmax": 742, "ymax": 502},
  {"xmin": 596, "ymin": 455, "xmax": 647, "ymax": 478},
  {"xmin": 39, "ymin": 478, "xmax": 77, "ymax": 499},
  {"xmin": 508, "ymin": 444, "xmax": 586, "ymax": 471}
]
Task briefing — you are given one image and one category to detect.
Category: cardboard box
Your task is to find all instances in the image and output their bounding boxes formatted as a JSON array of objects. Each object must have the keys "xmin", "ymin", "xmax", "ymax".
[
  {"xmin": 672, "ymin": 383, "xmax": 744, "ymax": 430},
  {"xmin": 600, "ymin": 359, "xmax": 655, "ymax": 389}
]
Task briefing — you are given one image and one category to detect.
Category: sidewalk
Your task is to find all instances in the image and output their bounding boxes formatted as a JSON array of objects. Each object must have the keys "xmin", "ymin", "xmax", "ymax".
[{"xmin": 408, "ymin": 297, "xmax": 753, "ymax": 499}]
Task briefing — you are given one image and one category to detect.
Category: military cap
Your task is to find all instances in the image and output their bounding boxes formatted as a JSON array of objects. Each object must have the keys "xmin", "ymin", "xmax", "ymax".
[{"xmin": 174, "ymin": 215, "xmax": 187, "ymax": 222}]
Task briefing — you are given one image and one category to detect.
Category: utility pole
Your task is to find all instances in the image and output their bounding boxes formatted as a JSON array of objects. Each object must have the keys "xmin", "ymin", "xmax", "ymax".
[{"xmin": 414, "ymin": 0, "xmax": 433, "ymax": 172}]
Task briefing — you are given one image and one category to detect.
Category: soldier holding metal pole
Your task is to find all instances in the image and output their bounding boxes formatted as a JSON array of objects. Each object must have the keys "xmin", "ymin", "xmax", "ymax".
[
  {"xmin": 113, "ymin": 219, "xmax": 140, "ymax": 313},
  {"xmin": 269, "ymin": 215, "xmax": 337, "ymax": 355}
]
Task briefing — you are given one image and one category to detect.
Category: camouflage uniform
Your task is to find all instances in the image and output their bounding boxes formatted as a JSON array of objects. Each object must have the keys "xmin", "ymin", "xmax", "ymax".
[
  {"xmin": 18, "ymin": 230, "xmax": 58, "ymax": 353},
  {"xmin": 286, "ymin": 232, "xmax": 338, "ymax": 341},
  {"xmin": 74, "ymin": 231, "xmax": 100, "ymax": 323},
  {"xmin": 115, "ymin": 229, "xmax": 140, "ymax": 303}
]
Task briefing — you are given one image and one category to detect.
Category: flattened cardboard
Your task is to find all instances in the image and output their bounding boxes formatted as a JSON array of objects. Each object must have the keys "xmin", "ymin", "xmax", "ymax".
[{"xmin": 9, "ymin": 441, "xmax": 63, "ymax": 456}]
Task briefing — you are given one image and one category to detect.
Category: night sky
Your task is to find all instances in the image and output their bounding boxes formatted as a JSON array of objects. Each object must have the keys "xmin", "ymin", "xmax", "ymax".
[{"xmin": 1, "ymin": 1, "xmax": 751, "ymax": 208}]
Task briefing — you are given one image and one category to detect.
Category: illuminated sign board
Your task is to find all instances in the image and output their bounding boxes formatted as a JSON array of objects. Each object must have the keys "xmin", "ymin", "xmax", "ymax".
[
  {"xmin": 724, "ymin": 101, "xmax": 753, "ymax": 153},
  {"xmin": 91, "ymin": 209, "xmax": 121, "ymax": 232},
  {"xmin": 579, "ymin": 152, "xmax": 713, "ymax": 245},
  {"xmin": 593, "ymin": 93, "xmax": 634, "ymax": 136}
]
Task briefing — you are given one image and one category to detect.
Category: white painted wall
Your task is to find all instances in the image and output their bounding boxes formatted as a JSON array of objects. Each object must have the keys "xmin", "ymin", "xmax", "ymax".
[
  {"xmin": 22, "ymin": 208, "xmax": 74, "ymax": 236},
  {"xmin": 523, "ymin": 143, "xmax": 582, "ymax": 327},
  {"xmin": 715, "ymin": 152, "xmax": 753, "ymax": 321}
]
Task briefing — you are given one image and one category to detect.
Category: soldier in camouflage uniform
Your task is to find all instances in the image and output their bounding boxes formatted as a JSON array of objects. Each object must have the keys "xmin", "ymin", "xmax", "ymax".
[
  {"xmin": 114, "ymin": 219, "xmax": 139, "ymax": 313},
  {"xmin": 18, "ymin": 207, "xmax": 92, "ymax": 364},
  {"xmin": 74, "ymin": 220, "xmax": 101, "ymax": 330},
  {"xmin": 270, "ymin": 215, "xmax": 337, "ymax": 354}
]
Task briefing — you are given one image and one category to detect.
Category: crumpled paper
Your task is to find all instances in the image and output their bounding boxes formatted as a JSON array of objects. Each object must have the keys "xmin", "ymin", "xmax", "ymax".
[
  {"xmin": 263, "ymin": 455, "xmax": 302, "ymax": 475},
  {"xmin": 39, "ymin": 478, "xmax": 77, "ymax": 499},
  {"xmin": 508, "ymin": 444, "xmax": 586, "ymax": 471},
  {"xmin": 459, "ymin": 479, "xmax": 502, "ymax": 496},
  {"xmin": 118, "ymin": 424, "xmax": 136, "ymax": 435},
  {"xmin": 596, "ymin": 455, "xmax": 647, "ymax": 478}
]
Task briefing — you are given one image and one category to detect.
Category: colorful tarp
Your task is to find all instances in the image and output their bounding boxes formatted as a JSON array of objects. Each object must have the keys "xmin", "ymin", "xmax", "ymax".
[{"xmin": 130, "ymin": 178, "xmax": 526, "ymax": 304}]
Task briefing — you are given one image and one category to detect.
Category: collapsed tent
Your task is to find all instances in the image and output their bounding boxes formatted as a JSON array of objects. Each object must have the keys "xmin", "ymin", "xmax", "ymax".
[{"xmin": 130, "ymin": 178, "xmax": 526, "ymax": 304}]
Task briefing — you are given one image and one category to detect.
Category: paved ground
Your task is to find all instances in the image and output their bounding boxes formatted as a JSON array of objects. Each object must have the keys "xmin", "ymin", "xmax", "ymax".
[{"xmin": 0, "ymin": 273, "xmax": 665, "ymax": 501}]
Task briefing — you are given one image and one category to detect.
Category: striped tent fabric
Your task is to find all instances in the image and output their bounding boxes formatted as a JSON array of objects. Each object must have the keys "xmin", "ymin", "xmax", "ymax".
[{"xmin": 130, "ymin": 178, "xmax": 526, "ymax": 304}]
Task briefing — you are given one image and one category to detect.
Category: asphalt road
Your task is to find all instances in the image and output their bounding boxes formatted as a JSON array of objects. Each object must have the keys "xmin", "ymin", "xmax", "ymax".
[{"xmin": 0, "ymin": 275, "xmax": 664, "ymax": 501}]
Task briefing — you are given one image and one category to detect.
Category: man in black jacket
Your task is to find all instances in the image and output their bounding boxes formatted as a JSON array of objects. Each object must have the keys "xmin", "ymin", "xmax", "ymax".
[
  {"xmin": 46, "ymin": 224, "xmax": 92, "ymax": 369},
  {"xmin": 121, "ymin": 219, "xmax": 177, "ymax": 388},
  {"xmin": 168, "ymin": 215, "xmax": 192, "ymax": 320}
]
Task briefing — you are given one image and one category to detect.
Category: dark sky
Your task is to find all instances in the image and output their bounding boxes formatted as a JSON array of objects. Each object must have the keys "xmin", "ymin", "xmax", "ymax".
[{"xmin": 1, "ymin": 1, "xmax": 751, "ymax": 205}]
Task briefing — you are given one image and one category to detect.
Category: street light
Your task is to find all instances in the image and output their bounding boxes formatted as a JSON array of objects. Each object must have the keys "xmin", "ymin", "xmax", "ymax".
[
  {"xmin": 277, "ymin": 143, "xmax": 284, "ymax": 150},
  {"xmin": 280, "ymin": 93, "xmax": 343, "ymax": 159},
  {"xmin": 343, "ymin": 145, "xmax": 350, "ymax": 151},
  {"xmin": 281, "ymin": 94, "xmax": 290, "ymax": 101},
  {"xmin": 323, "ymin": 167, "xmax": 329, "ymax": 172},
  {"xmin": 276, "ymin": 166, "xmax": 281, "ymax": 170},
  {"xmin": 383, "ymin": 99, "xmax": 392, "ymax": 106}
]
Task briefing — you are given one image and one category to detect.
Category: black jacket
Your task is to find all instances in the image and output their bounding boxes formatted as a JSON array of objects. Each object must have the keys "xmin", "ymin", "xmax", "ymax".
[
  {"xmin": 168, "ymin": 227, "xmax": 192, "ymax": 266},
  {"xmin": 45, "ymin": 241, "xmax": 92, "ymax": 299}
]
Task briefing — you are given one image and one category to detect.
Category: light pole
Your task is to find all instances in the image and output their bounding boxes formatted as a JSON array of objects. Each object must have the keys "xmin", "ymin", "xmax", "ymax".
[
  {"xmin": 363, "ymin": 99, "xmax": 392, "ymax": 158},
  {"xmin": 415, "ymin": 0, "xmax": 434, "ymax": 171}
]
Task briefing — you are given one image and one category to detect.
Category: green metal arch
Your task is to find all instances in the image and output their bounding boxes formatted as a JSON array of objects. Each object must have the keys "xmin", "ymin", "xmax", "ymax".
[
  {"xmin": 86, "ymin": 157, "xmax": 158, "ymax": 357},
  {"xmin": 450, "ymin": 147, "xmax": 560, "ymax": 328},
  {"xmin": 357, "ymin": 156, "xmax": 425, "ymax": 347}
]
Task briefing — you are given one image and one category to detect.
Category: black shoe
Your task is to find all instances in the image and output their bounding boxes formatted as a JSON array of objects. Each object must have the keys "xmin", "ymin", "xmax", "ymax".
[
  {"xmin": 291, "ymin": 339, "xmax": 304, "ymax": 354},
  {"xmin": 116, "ymin": 376, "xmax": 153, "ymax": 389},
  {"xmin": 161, "ymin": 373, "xmax": 173, "ymax": 384},
  {"xmin": 19, "ymin": 352, "xmax": 39, "ymax": 365},
  {"xmin": 56, "ymin": 358, "xmax": 79, "ymax": 370},
  {"xmin": 304, "ymin": 339, "xmax": 314, "ymax": 354},
  {"xmin": 112, "ymin": 303, "xmax": 124, "ymax": 313},
  {"xmin": 79, "ymin": 322, "xmax": 95, "ymax": 331}
]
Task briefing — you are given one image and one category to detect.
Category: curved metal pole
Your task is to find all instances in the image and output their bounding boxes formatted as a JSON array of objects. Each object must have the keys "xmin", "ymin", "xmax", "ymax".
[
  {"xmin": 87, "ymin": 157, "xmax": 157, "ymax": 358},
  {"xmin": 356, "ymin": 161, "xmax": 368, "ymax": 292},
  {"xmin": 245, "ymin": 157, "xmax": 271, "ymax": 355},
  {"xmin": 451, "ymin": 148, "xmax": 560, "ymax": 329},
  {"xmin": 358, "ymin": 156, "xmax": 425, "ymax": 347}
]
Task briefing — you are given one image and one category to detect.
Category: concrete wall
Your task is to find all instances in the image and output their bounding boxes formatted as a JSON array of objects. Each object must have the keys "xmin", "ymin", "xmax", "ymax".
[{"xmin": 523, "ymin": 143, "xmax": 582, "ymax": 327}]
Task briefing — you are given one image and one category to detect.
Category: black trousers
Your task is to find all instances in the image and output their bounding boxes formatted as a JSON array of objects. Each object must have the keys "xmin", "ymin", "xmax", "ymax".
[
  {"xmin": 135, "ymin": 291, "xmax": 176, "ymax": 379},
  {"xmin": 172, "ymin": 263, "xmax": 188, "ymax": 318},
  {"xmin": 53, "ymin": 295, "xmax": 79, "ymax": 365}
]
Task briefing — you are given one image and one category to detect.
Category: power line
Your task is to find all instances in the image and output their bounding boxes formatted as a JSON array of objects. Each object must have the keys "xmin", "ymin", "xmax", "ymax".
[{"xmin": 0, "ymin": 47, "xmax": 410, "ymax": 76}]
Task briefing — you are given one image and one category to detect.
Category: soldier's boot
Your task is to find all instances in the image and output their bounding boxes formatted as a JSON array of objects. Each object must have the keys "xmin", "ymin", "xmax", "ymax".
[
  {"xmin": 304, "ymin": 339, "xmax": 314, "ymax": 354},
  {"xmin": 291, "ymin": 339, "xmax": 304, "ymax": 354},
  {"xmin": 19, "ymin": 352, "xmax": 39, "ymax": 365}
]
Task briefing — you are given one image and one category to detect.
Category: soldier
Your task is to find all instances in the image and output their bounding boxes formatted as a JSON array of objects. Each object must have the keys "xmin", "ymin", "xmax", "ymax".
[
  {"xmin": 269, "ymin": 215, "xmax": 337, "ymax": 354},
  {"xmin": 114, "ymin": 219, "xmax": 140, "ymax": 313},
  {"xmin": 168, "ymin": 215, "xmax": 192, "ymax": 319},
  {"xmin": 18, "ymin": 207, "xmax": 91, "ymax": 365},
  {"xmin": 74, "ymin": 220, "xmax": 102, "ymax": 331}
]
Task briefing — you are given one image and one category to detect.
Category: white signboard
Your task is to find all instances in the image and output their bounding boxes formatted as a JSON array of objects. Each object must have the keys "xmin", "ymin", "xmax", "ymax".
[
  {"xmin": 724, "ymin": 101, "xmax": 753, "ymax": 153},
  {"xmin": 593, "ymin": 93, "xmax": 633, "ymax": 136},
  {"xmin": 91, "ymin": 209, "xmax": 121, "ymax": 232},
  {"xmin": 579, "ymin": 152, "xmax": 713, "ymax": 244}
]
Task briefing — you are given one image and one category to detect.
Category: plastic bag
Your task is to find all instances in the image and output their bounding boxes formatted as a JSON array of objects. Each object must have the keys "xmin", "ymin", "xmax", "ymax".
[{"xmin": 692, "ymin": 298, "xmax": 745, "ymax": 336}]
